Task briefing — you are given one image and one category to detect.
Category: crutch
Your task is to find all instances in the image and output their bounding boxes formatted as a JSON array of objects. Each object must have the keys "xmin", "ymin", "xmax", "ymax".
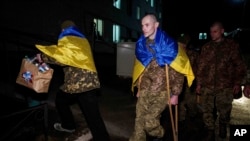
[{"xmin": 165, "ymin": 64, "xmax": 178, "ymax": 141}]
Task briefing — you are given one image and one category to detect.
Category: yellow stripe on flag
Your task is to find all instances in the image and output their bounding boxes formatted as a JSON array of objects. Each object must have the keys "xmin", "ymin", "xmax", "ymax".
[
  {"xmin": 36, "ymin": 36, "xmax": 96, "ymax": 72},
  {"xmin": 170, "ymin": 43, "xmax": 195, "ymax": 87},
  {"xmin": 132, "ymin": 58, "xmax": 145, "ymax": 91}
]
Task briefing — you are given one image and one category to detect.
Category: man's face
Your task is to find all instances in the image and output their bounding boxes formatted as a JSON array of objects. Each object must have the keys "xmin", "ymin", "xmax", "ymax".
[
  {"xmin": 210, "ymin": 24, "xmax": 224, "ymax": 42},
  {"xmin": 141, "ymin": 16, "xmax": 159, "ymax": 40}
]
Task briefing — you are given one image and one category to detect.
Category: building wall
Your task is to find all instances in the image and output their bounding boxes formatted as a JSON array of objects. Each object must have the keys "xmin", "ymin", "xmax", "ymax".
[
  {"xmin": 0, "ymin": 0, "xmax": 162, "ymax": 43},
  {"xmin": 0, "ymin": 0, "xmax": 163, "ymax": 90}
]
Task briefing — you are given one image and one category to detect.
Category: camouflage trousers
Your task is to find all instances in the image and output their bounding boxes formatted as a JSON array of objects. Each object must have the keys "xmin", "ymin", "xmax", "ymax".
[
  {"xmin": 129, "ymin": 90, "xmax": 168, "ymax": 141},
  {"xmin": 200, "ymin": 87, "xmax": 233, "ymax": 130},
  {"xmin": 179, "ymin": 86, "xmax": 198, "ymax": 121}
]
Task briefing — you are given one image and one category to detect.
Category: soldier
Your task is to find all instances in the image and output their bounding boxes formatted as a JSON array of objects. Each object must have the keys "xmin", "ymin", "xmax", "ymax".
[
  {"xmin": 129, "ymin": 13, "xmax": 194, "ymax": 141},
  {"xmin": 35, "ymin": 20, "xmax": 110, "ymax": 141},
  {"xmin": 177, "ymin": 34, "xmax": 200, "ymax": 126},
  {"xmin": 195, "ymin": 21, "xmax": 247, "ymax": 140}
]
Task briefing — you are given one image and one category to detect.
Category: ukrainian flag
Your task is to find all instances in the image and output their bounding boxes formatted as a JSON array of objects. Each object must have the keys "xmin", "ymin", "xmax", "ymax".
[
  {"xmin": 132, "ymin": 28, "xmax": 194, "ymax": 91},
  {"xmin": 36, "ymin": 26, "xmax": 96, "ymax": 72}
]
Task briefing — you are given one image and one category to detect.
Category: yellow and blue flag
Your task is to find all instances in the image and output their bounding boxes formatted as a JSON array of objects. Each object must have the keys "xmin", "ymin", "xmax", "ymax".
[
  {"xmin": 132, "ymin": 28, "xmax": 194, "ymax": 90},
  {"xmin": 36, "ymin": 26, "xmax": 96, "ymax": 72}
]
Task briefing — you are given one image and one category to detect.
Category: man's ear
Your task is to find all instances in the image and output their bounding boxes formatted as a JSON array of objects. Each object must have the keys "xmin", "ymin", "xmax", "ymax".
[{"xmin": 155, "ymin": 22, "xmax": 159, "ymax": 28}]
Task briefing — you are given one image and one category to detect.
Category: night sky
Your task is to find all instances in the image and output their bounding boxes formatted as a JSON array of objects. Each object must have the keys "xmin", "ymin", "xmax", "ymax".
[{"xmin": 162, "ymin": 0, "xmax": 249, "ymax": 37}]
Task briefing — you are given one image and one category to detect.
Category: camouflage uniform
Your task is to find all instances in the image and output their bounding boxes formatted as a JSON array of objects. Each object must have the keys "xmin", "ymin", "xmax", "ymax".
[
  {"xmin": 42, "ymin": 54, "xmax": 100, "ymax": 93},
  {"xmin": 196, "ymin": 38, "xmax": 246, "ymax": 131},
  {"xmin": 129, "ymin": 39, "xmax": 184, "ymax": 141},
  {"xmin": 179, "ymin": 47, "xmax": 200, "ymax": 121}
]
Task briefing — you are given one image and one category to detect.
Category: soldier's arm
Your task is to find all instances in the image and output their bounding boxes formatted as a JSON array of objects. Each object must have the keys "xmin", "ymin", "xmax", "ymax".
[
  {"xmin": 230, "ymin": 42, "xmax": 247, "ymax": 86},
  {"xmin": 196, "ymin": 44, "xmax": 209, "ymax": 87},
  {"xmin": 169, "ymin": 67, "xmax": 184, "ymax": 96}
]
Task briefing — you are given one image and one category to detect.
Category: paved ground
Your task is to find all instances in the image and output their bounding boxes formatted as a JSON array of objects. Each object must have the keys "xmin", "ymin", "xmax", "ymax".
[{"xmin": 2, "ymin": 77, "xmax": 250, "ymax": 141}]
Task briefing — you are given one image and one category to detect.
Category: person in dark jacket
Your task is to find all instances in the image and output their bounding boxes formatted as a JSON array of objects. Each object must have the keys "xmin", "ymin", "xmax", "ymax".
[
  {"xmin": 195, "ymin": 21, "xmax": 247, "ymax": 140},
  {"xmin": 35, "ymin": 20, "xmax": 110, "ymax": 141},
  {"xmin": 177, "ymin": 34, "xmax": 200, "ymax": 125}
]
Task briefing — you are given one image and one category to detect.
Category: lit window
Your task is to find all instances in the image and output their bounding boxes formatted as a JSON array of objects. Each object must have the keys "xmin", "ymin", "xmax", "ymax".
[
  {"xmin": 199, "ymin": 33, "xmax": 207, "ymax": 40},
  {"xmin": 203, "ymin": 33, "xmax": 207, "ymax": 39},
  {"xmin": 113, "ymin": 24, "xmax": 120, "ymax": 43},
  {"xmin": 150, "ymin": 0, "xmax": 154, "ymax": 7},
  {"xmin": 94, "ymin": 19, "xmax": 103, "ymax": 36},
  {"xmin": 199, "ymin": 33, "xmax": 203, "ymax": 40},
  {"xmin": 136, "ymin": 6, "xmax": 141, "ymax": 20},
  {"xmin": 113, "ymin": 0, "xmax": 121, "ymax": 9}
]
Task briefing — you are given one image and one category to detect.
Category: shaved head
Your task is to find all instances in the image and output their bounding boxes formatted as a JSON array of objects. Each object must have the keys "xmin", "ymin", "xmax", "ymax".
[
  {"xmin": 211, "ymin": 21, "xmax": 224, "ymax": 29},
  {"xmin": 142, "ymin": 14, "xmax": 158, "ymax": 23},
  {"xmin": 141, "ymin": 13, "xmax": 159, "ymax": 39},
  {"xmin": 210, "ymin": 21, "xmax": 225, "ymax": 42}
]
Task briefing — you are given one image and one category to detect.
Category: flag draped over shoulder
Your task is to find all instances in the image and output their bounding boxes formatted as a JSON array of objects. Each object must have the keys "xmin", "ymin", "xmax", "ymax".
[
  {"xmin": 36, "ymin": 26, "xmax": 97, "ymax": 72},
  {"xmin": 132, "ymin": 28, "xmax": 194, "ymax": 90}
]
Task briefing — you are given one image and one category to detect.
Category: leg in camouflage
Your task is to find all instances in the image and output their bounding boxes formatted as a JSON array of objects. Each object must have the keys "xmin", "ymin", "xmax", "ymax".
[
  {"xmin": 200, "ymin": 88, "xmax": 216, "ymax": 141},
  {"xmin": 129, "ymin": 91, "xmax": 168, "ymax": 141},
  {"xmin": 201, "ymin": 88, "xmax": 216, "ymax": 130},
  {"xmin": 179, "ymin": 86, "xmax": 199, "ymax": 122},
  {"xmin": 215, "ymin": 88, "xmax": 233, "ymax": 138}
]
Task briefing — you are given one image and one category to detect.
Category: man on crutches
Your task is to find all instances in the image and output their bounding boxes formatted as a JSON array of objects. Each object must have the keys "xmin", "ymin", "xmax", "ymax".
[{"xmin": 129, "ymin": 13, "xmax": 195, "ymax": 141}]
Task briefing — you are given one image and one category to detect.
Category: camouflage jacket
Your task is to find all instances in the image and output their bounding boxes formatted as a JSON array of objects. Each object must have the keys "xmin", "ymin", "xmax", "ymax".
[
  {"xmin": 139, "ymin": 39, "xmax": 184, "ymax": 95},
  {"xmin": 41, "ymin": 54, "xmax": 100, "ymax": 93},
  {"xmin": 196, "ymin": 38, "xmax": 247, "ymax": 90},
  {"xmin": 140, "ymin": 60, "xmax": 184, "ymax": 95}
]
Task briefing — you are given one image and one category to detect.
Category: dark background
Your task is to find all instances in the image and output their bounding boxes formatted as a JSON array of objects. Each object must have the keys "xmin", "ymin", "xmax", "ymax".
[{"xmin": 162, "ymin": 0, "xmax": 250, "ymax": 37}]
